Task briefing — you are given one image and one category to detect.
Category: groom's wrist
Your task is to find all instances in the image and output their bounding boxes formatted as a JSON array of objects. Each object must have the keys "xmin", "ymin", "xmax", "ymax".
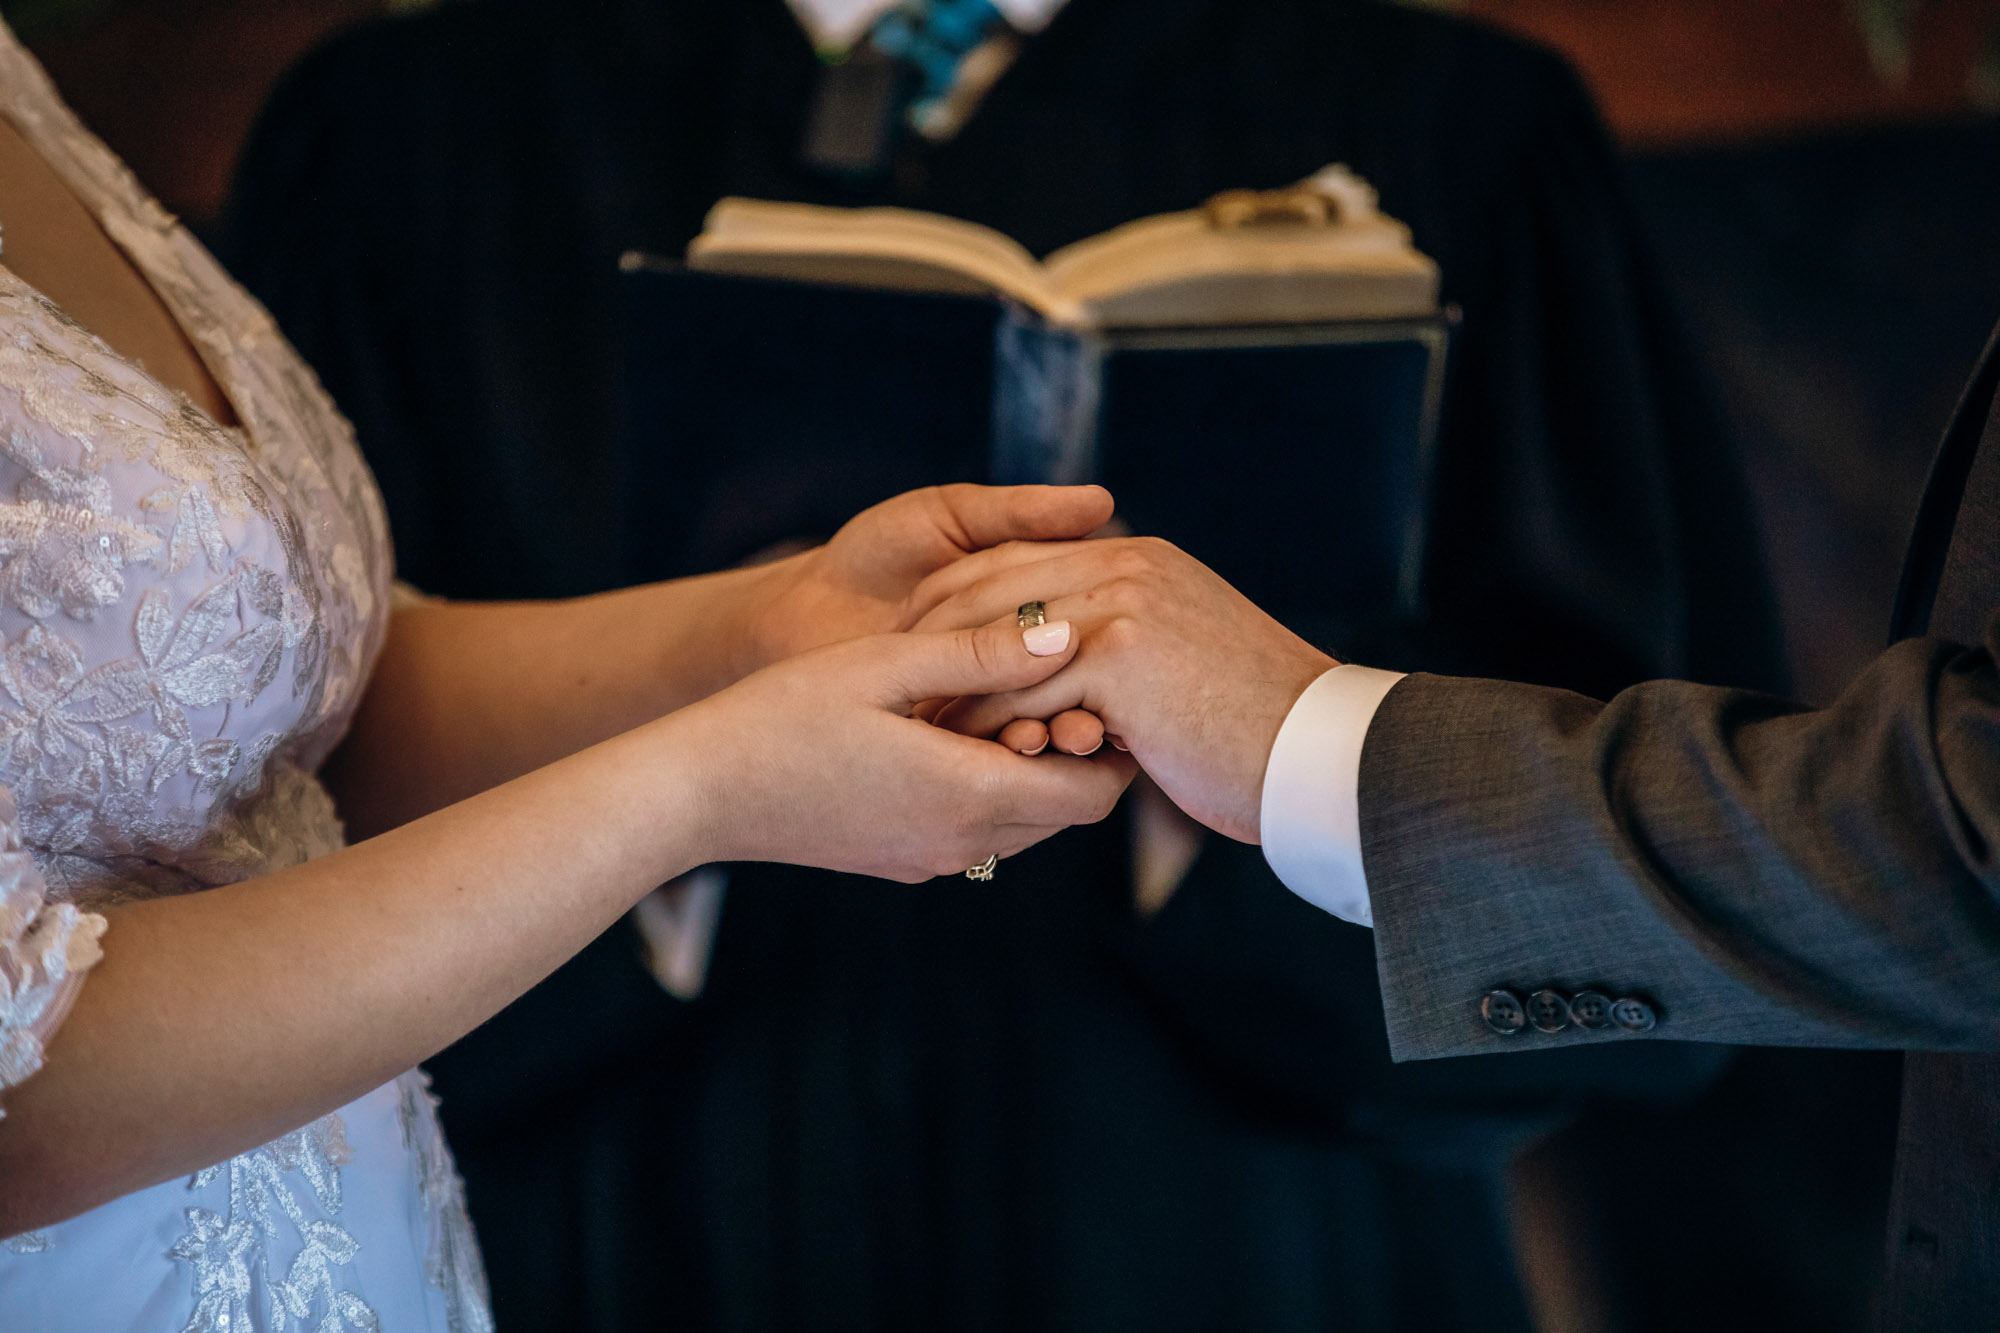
[{"xmin": 1234, "ymin": 648, "xmax": 1339, "ymax": 839}]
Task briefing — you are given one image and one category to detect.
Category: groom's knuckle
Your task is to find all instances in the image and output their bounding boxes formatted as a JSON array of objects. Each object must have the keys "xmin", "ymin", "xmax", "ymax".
[
  {"xmin": 1121, "ymin": 575, "xmax": 1164, "ymax": 615},
  {"xmin": 1097, "ymin": 613, "xmax": 1144, "ymax": 655},
  {"xmin": 1108, "ymin": 544, "xmax": 1154, "ymax": 579},
  {"xmin": 1095, "ymin": 574, "xmax": 1144, "ymax": 610}
]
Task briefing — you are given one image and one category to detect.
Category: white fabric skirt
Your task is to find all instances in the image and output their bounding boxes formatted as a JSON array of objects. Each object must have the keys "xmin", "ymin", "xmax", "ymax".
[{"xmin": 0, "ymin": 1070, "xmax": 490, "ymax": 1332}]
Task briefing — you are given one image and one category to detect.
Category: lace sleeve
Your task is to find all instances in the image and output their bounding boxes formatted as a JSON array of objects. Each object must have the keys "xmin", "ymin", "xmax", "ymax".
[{"xmin": 0, "ymin": 785, "xmax": 105, "ymax": 1118}]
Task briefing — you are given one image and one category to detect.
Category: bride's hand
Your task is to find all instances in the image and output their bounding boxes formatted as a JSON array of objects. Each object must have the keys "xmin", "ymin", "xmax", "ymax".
[
  {"xmin": 672, "ymin": 613, "xmax": 1135, "ymax": 882},
  {"xmin": 744, "ymin": 484, "xmax": 1115, "ymax": 669}
]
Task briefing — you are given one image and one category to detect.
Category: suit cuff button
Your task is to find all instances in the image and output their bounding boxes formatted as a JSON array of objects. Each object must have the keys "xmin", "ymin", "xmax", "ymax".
[
  {"xmin": 1611, "ymin": 996, "xmax": 1658, "ymax": 1032},
  {"xmin": 1569, "ymin": 991, "xmax": 1614, "ymax": 1029},
  {"xmin": 1527, "ymin": 989, "xmax": 1572, "ymax": 1033},
  {"xmin": 1480, "ymin": 989, "xmax": 1527, "ymax": 1035}
]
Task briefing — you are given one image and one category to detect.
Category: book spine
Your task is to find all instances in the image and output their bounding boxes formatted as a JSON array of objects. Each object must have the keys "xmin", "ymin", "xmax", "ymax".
[{"xmin": 990, "ymin": 304, "xmax": 1105, "ymax": 486}]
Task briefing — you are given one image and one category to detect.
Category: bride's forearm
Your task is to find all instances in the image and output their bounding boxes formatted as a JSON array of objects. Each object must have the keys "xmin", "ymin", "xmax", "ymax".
[
  {"xmin": 329, "ymin": 561, "xmax": 790, "ymax": 839},
  {"xmin": 0, "ymin": 605, "xmax": 1118, "ymax": 1238},
  {"xmin": 0, "ymin": 709, "xmax": 719, "ymax": 1235},
  {"xmin": 325, "ymin": 482, "xmax": 1126, "ymax": 839}
]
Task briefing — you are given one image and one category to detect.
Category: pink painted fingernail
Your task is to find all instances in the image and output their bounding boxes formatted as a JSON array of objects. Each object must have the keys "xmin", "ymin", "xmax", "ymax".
[
  {"xmin": 1021, "ymin": 740, "xmax": 1049, "ymax": 757},
  {"xmin": 1022, "ymin": 620, "xmax": 1072, "ymax": 656},
  {"xmin": 1108, "ymin": 734, "xmax": 1130, "ymax": 752},
  {"xmin": 1073, "ymin": 737, "xmax": 1104, "ymax": 757}
]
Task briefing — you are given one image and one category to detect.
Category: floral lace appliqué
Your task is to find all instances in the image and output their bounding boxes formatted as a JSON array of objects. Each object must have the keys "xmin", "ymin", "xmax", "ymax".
[
  {"xmin": 170, "ymin": 1114, "xmax": 380, "ymax": 1333},
  {"xmin": 0, "ymin": 571, "xmax": 289, "ymax": 895},
  {"xmin": 0, "ymin": 428, "xmax": 163, "ymax": 620},
  {"xmin": 398, "ymin": 1072, "xmax": 495, "ymax": 1333}
]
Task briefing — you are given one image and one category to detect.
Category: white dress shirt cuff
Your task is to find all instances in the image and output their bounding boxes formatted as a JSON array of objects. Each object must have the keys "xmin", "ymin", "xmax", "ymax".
[{"xmin": 1258, "ymin": 664, "xmax": 1405, "ymax": 926}]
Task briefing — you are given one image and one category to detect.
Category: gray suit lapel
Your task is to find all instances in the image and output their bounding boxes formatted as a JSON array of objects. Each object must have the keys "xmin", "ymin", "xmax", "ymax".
[
  {"xmin": 1925, "ymin": 403, "xmax": 2000, "ymax": 643},
  {"xmin": 1881, "ymin": 320, "xmax": 2000, "ymax": 1331},
  {"xmin": 1891, "ymin": 320, "xmax": 2000, "ymax": 643}
]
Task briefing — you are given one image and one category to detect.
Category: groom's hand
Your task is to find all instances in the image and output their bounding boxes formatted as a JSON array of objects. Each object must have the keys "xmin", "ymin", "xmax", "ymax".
[
  {"xmin": 747, "ymin": 483, "xmax": 1115, "ymax": 668},
  {"xmin": 907, "ymin": 537, "xmax": 1334, "ymax": 844}
]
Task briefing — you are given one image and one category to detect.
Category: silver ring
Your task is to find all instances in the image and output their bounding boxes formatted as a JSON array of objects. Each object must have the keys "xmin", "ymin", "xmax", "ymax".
[
  {"xmin": 965, "ymin": 853, "xmax": 998, "ymax": 881},
  {"xmin": 1016, "ymin": 601, "xmax": 1047, "ymax": 629}
]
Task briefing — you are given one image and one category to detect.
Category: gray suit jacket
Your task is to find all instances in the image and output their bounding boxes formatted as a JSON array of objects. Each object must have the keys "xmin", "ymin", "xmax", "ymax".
[{"xmin": 1361, "ymin": 319, "xmax": 2000, "ymax": 1331}]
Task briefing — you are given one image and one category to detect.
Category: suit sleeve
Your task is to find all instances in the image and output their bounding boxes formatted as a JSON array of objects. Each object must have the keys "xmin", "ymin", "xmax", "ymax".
[{"xmin": 1362, "ymin": 614, "xmax": 2000, "ymax": 1059}]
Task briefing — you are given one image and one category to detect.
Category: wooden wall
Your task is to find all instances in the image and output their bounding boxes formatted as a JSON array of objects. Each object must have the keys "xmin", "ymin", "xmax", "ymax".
[
  {"xmin": 1464, "ymin": 0, "xmax": 1998, "ymax": 145},
  {"xmin": 12, "ymin": 0, "xmax": 1999, "ymax": 227}
]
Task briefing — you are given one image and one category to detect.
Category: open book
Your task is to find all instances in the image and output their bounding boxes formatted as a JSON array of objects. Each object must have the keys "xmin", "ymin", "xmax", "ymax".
[{"xmin": 686, "ymin": 165, "xmax": 1439, "ymax": 329}]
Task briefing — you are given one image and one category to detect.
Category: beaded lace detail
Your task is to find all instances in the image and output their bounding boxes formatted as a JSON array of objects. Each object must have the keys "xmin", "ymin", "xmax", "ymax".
[
  {"xmin": 170, "ymin": 1116, "xmax": 372, "ymax": 1333},
  {"xmin": 399, "ymin": 1071, "xmax": 495, "ymax": 1333},
  {"xmin": 0, "ymin": 17, "xmax": 489, "ymax": 1331}
]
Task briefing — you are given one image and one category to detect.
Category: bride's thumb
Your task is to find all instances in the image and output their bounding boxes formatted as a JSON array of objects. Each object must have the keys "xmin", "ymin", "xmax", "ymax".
[{"xmin": 883, "ymin": 617, "xmax": 1076, "ymax": 708}]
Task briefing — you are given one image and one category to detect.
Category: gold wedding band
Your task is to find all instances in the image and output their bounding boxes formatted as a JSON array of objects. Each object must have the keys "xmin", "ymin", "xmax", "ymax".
[{"xmin": 965, "ymin": 853, "xmax": 998, "ymax": 882}]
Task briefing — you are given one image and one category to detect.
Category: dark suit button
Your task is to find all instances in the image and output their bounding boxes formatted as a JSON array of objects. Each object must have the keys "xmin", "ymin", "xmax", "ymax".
[
  {"xmin": 1569, "ymin": 991, "xmax": 1614, "ymax": 1029},
  {"xmin": 1527, "ymin": 989, "xmax": 1571, "ymax": 1033},
  {"xmin": 1611, "ymin": 996, "xmax": 1658, "ymax": 1032},
  {"xmin": 1481, "ymin": 989, "xmax": 1527, "ymax": 1035}
]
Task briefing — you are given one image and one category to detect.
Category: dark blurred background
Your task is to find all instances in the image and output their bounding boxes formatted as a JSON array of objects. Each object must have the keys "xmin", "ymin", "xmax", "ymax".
[
  {"xmin": 7, "ymin": 2, "xmax": 1997, "ymax": 1330},
  {"xmin": 15, "ymin": 0, "xmax": 1996, "ymax": 706}
]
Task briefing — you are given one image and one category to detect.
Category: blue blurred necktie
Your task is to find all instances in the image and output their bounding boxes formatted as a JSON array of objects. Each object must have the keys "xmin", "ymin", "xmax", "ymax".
[{"xmin": 801, "ymin": 0, "xmax": 1018, "ymax": 175}]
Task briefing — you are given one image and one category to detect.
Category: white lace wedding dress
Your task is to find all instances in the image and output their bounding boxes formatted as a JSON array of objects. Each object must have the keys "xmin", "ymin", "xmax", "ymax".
[{"xmin": 0, "ymin": 20, "xmax": 491, "ymax": 1331}]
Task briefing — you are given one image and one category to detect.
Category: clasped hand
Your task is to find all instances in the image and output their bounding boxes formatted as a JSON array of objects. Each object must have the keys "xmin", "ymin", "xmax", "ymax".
[
  {"xmin": 674, "ymin": 483, "xmax": 1140, "ymax": 882},
  {"xmin": 692, "ymin": 484, "xmax": 1327, "ymax": 884},
  {"xmin": 902, "ymin": 535, "xmax": 1335, "ymax": 845}
]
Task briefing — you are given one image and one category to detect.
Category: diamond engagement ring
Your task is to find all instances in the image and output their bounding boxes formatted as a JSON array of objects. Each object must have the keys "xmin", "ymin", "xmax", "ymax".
[{"xmin": 965, "ymin": 853, "xmax": 998, "ymax": 881}]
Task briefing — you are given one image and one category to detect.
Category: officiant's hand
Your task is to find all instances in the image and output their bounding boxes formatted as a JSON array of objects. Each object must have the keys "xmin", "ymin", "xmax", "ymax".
[
  {"xmin": 744, "ymin": 483, "xmax": 1115, "ymax": 670},
  {"xmin": 678, "ymin": 612, "xmax": 1134, "ymax": 881},
  {"xmin": 906, "ymin": 537, "xmax": 1333, "ymax": 845}
]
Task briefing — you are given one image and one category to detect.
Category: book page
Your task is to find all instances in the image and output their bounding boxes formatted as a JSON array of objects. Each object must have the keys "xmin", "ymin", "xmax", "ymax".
[
  {"xmin": 1043, "ymin": 208, "xmax": 1439, "ymax": 327},
  {"xmin": 689, "ymin": 199, "xmax": 1075, "ymax": 318}
]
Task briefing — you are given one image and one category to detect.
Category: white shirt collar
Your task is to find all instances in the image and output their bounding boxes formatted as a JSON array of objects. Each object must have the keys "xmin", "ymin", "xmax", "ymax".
[{"xmin": 787, "ymin": 0, "xmax": 1067, "ymax": 54}]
